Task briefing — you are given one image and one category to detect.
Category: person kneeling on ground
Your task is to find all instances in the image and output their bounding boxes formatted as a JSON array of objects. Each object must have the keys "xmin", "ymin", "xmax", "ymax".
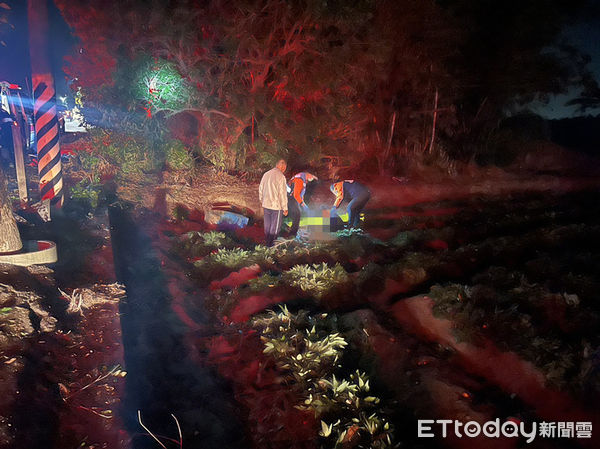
[
  {"xmin": 258, "ymin": 159, "xmax": 288, "ymax": 246},
  {"xmin": 330, "ymin": 179, "xmax": 371, "ymax": 229},
  {"xmin": 287, "ymin": 171, "xmax": 318, "ymax": 237}
]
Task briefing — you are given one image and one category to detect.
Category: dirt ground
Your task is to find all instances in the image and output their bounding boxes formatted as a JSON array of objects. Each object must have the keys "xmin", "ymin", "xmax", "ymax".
[
  {"xmin": 1, "ymin": 144, "xmax": 600, "ymax": 448},
  {"xmin": 117, "ymin": 157, "xmax": 600, "ymax": 226}
]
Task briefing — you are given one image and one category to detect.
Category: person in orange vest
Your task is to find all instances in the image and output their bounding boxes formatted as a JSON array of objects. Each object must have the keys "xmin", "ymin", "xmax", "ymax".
[
  {"xmin": 287, "ymin": 171, "xmax": 318, "ymax": 237},
  {"xmin": 330, "ymin": 180, "xmax": 371, "ymax": 229}
]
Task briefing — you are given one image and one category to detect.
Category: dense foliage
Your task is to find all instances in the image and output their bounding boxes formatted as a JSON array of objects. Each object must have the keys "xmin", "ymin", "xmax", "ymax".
[
  {"xmin": 64, "ymin": 128, "xmax": 194, "ymax": 206},
  {"xmin": 55, "ymin": 0, "xmax": 598, "ymax": 175},
  {"xmin": 167, "ymin": 190, "xmax": 600, "ymax": 447},
  {"xmin": 253, "ymin": 306, "xmax": 394, "ymax": 448}
]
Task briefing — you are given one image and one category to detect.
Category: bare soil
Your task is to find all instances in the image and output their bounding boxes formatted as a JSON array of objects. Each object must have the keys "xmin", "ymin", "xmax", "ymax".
[{"xmin": 2, "ymin": 149, "xmax": 600, "ymax": 449}]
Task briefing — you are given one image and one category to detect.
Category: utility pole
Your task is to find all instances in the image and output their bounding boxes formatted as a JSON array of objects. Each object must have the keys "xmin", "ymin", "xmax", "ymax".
[{"xmin": 27, "ymin": 0, "xmax": 64, "ymax": 209}]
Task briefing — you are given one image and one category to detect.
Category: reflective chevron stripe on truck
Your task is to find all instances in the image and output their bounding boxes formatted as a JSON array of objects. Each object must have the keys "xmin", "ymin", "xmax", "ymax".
[{"xmin": 33, "ymin": 74, "xmax": 63, "ymax": 206}]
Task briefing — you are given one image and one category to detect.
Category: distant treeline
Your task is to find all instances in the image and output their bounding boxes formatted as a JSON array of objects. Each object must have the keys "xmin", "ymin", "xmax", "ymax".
[{"xmin": 549, "ymin": 116, "xmax": 600, "ymax": 155}]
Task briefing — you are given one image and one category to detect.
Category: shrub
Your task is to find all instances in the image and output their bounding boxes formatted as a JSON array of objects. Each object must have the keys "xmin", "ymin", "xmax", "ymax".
[
  {"xmin": 202, "ymin": 231, "xmax": 228, "ymax": 247},
  {"xmin": 250, "ymin": 244, "xmax": 277, "ymax": 268},
  {"xmin": 67, "ymin": 129, "xmax": 196, "ymax": 205},
  {"xmin": 69, "ymin": 181, "xmax": 101, "ymax": 208},
  {"xmin": 335, "ymin": 232, "xmax": 386, "ymax": 261},
  {"xmin": 165, "ymin": 140, "xmax": 195, "ymax": 171},
  {"xmin": 201, "ymin": 143, "xmax": 228, "ymax": 171},
  {"xmin": 67, "ymin": 129, "xmax": 163, "ymax": 185},
  {"xmin": 428, "ymin": 282, "xmax": 599, "ymax": 395}
]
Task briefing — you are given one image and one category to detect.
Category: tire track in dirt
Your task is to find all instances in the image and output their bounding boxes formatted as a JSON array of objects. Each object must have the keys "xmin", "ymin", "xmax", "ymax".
[{"xmin": 108, "ymin": 203, "xmax": 246, "ymax": 449}]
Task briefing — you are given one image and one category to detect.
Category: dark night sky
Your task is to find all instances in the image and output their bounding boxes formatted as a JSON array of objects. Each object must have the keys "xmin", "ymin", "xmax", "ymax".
[
  {"xmin": 0, "ymin": 0, "xmax": 74, "ymax": 99},
  {"xmin": 528, "ymin": 21, "xmax": 600, "ymax": 118},
  {"xmin": 1, "ymin": 0, "xmax": 599, "ymax": 118}
]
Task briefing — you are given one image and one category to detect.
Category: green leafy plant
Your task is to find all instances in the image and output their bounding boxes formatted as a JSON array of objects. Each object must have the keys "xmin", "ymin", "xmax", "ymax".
[
  {"xmin": 253, "ymin": 306, "xmax": 394, "ymax": 448},
  {"xmin": 335, "ymin": 232, "xmax": 386, "ymax": 261},
  {"xmin": 189, "ymin": 241, "xmax": 282, "ymax": 283},
  {"xmin": 201, "ymin": 231, "xmax": 228, "ymax": 247},
  {"xmin": 310, "ymin": 371, "xmax": 393, "ymax": 449},
  {"xmin": 194, "ymin": 245, "xmax": 273, "ymax": 273},
  {"xmin": 248, "ymin": 273, "xmax": 281, "ymax": 292},
  {"xmin": 180, "ymin": 231, "xmax": 234, "ymax": 258},
  {"xmin": 390, "ymin": 231, "xmax": 418, "ymax": 248},
  {"xmin": 335, "ymin": 228, "xmax": 365, "ymax": 238},
  {"xmin": 201, "ymin": 143, "xmax": 228, "ymax": 171},
  {"xmin": 210, "ymin": 247, "xmax": 252, "ymax": 269},
  {"xmin": 250, "ymin": 244, "xmax": 277, "ymax": 267},
  {"xmin": 165, "ymin": 140, "xmax": 195, "ymax": 171},
  {"xmin": 428, "ymin": 281, "xmax": 599, "ymax": 395},
  {"xmin": 69, "ymin": 181, "xmax": 101, "ymax": 208},
  {"xmin": 274, "ymin": 242, "xmax": 338, "ymax": 269},
  {"xmin": 282, "ymin": 263, "xmax": 349, "ymax": 299},
  {"xmin": 65, "ymin": 128, "xmax": 166, "ymax": 193},
  {"xmin": 132, "ymin": 57, "xmax": 196, "ymax": 115}
]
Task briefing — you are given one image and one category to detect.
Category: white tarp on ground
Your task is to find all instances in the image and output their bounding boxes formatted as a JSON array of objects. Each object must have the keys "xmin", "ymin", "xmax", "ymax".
[{"xmin": 64, "ymin": 116, "xmax": 87, "ymax": 133}]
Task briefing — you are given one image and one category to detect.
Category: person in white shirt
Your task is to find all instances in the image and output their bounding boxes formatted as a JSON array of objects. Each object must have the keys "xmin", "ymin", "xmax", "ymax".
[{"xmin": 258, "ymin": 159, "xmax": 288, "ymax": 246}]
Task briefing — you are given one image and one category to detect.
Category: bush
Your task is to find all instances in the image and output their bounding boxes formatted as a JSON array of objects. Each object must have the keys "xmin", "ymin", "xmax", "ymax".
[
  {"xmin": 275, "ymin": 242, "xmax": 339, "ymax": 269},
  {"xmin": 165, "ymin": 140, "xmax": 195, "ymax": 171},
  {"xmin": 335, "ymin": 232, "xmax": 386, "ymax": 261},
  {"xmin": 68, "ymin": 128, "xmax": 196, "ymax": 186},
  {"xmin": 68, "ymin": 129, "xmax": 162, "ymax": 181},
  {"xmin": 427, "ymin": 282, "xmax": 599, "ymax": 395},
  {"xmin": 201, "ymin": 143, "xmax": 228, "ymax": 171},
  {"xmin": 69, "ymin": 181, "xmax": 101, "ymax": 208}
]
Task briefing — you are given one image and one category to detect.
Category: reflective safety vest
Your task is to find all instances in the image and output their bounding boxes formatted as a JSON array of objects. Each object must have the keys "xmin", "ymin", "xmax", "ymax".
[
  {"xmin": 330, "ymin": 180, "xmax": 354, "ymax": 208},
  {"xmin": 289, "ymin": 172, "xmax": 309, "ymax": 205}
]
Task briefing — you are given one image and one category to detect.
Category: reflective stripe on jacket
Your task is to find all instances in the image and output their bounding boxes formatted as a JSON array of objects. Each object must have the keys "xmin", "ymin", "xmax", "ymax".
[
  {"xmin": 289, "ymin": 172, "xmax": 308, "ymax": 204},
  {"xmin": 331, "ymin": 180, "xmax": 362, "ymax": 208},
  {"xmin": 331, "ymin": 181, "xmax": 344, "ymax": 208}
]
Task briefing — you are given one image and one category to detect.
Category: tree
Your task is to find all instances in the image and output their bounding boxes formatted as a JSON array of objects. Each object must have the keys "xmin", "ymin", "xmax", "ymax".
[
  {"xmin": 55, "ymin": 0, "xmax": 596, "ymax": 174},
  {"xmin": 0, "ymin": 1, "xmax": 22, "ymax": 252},
  {"xmin": 0, "ymin": 169, "xmax": 22, "ymax": 253},
  {"xmin": 566, "ymin": 74, "xmax": 600, "ymax": 113},
  {"xmin": 56, "ymin": 0, "xmax": 459, "ymax": 171},
  {"xmin": 439, "ymin": 0, "xmax": 595, "ymax": 158}
]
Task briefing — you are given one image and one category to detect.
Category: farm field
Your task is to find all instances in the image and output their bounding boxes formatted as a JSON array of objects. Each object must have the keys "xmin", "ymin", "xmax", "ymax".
[{"xmin": 144, "ymin": 188, "xmax": 600, "ymax": 449}]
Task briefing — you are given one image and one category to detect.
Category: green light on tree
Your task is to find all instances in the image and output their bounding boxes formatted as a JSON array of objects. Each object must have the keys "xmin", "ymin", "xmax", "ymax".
[{"xmin": 135, "ymin": 59, "xmax": 193, "ymax": 117}]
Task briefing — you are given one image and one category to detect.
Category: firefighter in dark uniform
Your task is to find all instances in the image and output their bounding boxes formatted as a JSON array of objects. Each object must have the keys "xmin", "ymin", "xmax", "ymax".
[
  {"xmin": 330, "ymin": 180, "xmax": 371, "ymax": 229},
  {"xmin": 287, "ymin": 171, "xmax": 318, "ymax": 237}
]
